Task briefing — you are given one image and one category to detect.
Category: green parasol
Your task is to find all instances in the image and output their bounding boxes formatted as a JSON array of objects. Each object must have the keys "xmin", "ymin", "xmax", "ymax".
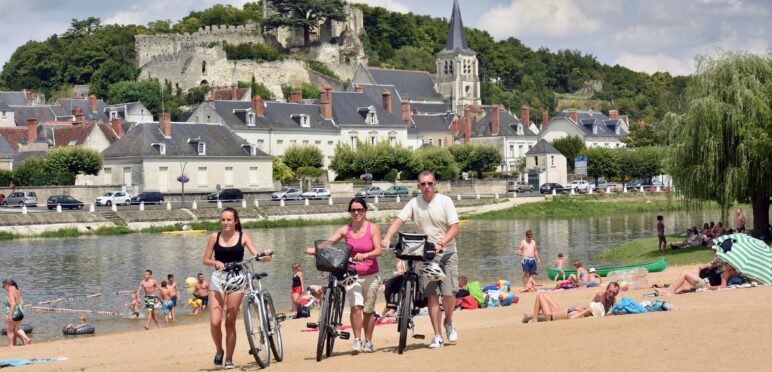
[{"xmin": 712, "ymin": 234, "xmax": 772, "ymax": 285}]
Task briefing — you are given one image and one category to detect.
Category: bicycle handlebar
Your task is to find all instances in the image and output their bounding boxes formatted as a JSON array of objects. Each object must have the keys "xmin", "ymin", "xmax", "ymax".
[{"xmin": 223, "ymin": 251, "xmax": 273, "ymax": 271}]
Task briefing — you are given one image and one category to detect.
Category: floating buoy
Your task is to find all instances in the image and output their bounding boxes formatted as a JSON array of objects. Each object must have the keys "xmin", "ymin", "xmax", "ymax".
[{"xmin": 62, "ymin": 324, "xmax": 95, "ymax": 335}]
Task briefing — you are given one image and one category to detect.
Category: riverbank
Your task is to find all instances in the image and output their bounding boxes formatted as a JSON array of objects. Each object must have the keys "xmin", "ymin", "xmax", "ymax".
[
  {"xmin": 597, "ymin": 236, "xmax": 715, "ymax": 266},
  {"xmin": 6, "ymin": 264, "xmax": 770, "ymax": 371}
]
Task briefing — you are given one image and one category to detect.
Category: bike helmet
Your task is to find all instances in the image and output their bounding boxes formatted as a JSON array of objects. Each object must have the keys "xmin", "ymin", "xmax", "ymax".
[
  {"xmin": 221, "ymin": 270, "xmax": 247, "ymax": 294},
  {"xmin": 339, "ymin": 268, "xmax": 359, "ymax": 287},
  {"xmin": 420, "ymin": 261, "xmax": 447, "ymax": 282}
]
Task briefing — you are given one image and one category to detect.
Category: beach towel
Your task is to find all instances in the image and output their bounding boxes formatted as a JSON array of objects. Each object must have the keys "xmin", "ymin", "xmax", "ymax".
[
  {"xmin": 301, "ymin": 318, "xmax": 396, "ymax": 332},
  {"xmin": 0, "ymin": 357, "xmax": 67, "ymax": 367},
  {"xmin": 458, "ymin": 296, "xmax": 479, "ymax": 310},
  {"xmin": 611, "ymin": 297, "xmax": 648, "ymax": 315},
  {"xmin": 466, "ymin": 281, "xmax": 485, "ymax": 307}
]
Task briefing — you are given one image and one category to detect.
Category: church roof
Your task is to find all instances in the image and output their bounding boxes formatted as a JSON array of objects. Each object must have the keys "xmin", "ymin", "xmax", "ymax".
[{"xmin": 445, "ymin": 0, "xmax": 474, "ymax": 55}]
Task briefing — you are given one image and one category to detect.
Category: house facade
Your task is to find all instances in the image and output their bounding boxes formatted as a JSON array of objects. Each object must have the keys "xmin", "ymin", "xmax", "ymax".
[
  {"xmin": 538, "ymin": 109, "xmax": 628, "ymax": 149},
  {"xmin": 104, "ymin": 102, "xmax": 154, "ymax": 123},
  {"xmin": 524, "ymin": 139, "xmax": 567, "ymax": 187}
]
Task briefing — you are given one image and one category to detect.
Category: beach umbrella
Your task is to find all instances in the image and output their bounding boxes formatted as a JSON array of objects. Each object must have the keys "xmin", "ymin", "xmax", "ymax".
[{"xmin": 712, "ymin": 234, "xmax": 772, "ymax": 285}]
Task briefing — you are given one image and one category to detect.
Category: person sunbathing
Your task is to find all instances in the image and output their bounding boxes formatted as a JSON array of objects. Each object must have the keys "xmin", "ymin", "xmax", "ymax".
[
  {"xmin": 523, "ymin": 282, "xmax": 620, "ymax": 323},
  {"xmin": 566, "ymin": 261, "xmax": 590, "ymax": 286},
  {"xmin": 671, "ymin": 227, "xmax": 702, "ymax": 249},
  {"xmin": 654, "ymin": 265, "xmax": 740, "ymax": 295}
]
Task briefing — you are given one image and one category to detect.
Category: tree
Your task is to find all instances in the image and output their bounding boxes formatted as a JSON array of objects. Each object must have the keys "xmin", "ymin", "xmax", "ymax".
[
  {"xmin": 89, "ymin": 60, "xmax": 137, "ymax": 99},
  {"xmin": 581, "ymin": 147, "xmax": 619, "ymax": 185},
  {"xmin": 12, "ymin": 157, "xmax": 54, "ymax": 186},
  {"xmin": 449, "ymin": 144, "xmax": 501, "ymax": 179},
  {"xmin": 665, "ymin": 52, "xmax": 771, "ymax": 239},
  {"xmin": 282, "ymin": 145, "xmax": 323, "ymax": 171},
  {"xmin": 107, "ymin": 80, "xmax": 180, "ymax": 120},
  {"xmin": 412, "ymin": 147, "xmax": 459, "ymax": 181},
  {"xmin": 272, "ymin": 156, "xmax": 294, "ymax": 182},
  {"xmin": 551, "ymin": 136, "xmax": 586, "ymax": 173},
  {"xmin": 621, "ymin": 120, "xmax": 667, "ymax": 147},
  {"xmin": 388, "ymin": 46, "xmax": 437, "ymax": 73},
  {"xmin": 45, "ymin": 147, "xmax": 103, "ymax": 185},
  {"xmin": 263, "ymin": 0, "xmax": 347, "ymax": 45}
]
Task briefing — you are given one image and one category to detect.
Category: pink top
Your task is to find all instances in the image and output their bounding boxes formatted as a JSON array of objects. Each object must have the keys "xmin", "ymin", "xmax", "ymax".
[{"xmin": 345, "ymin": 222, "xmax": 379, "ymax": 276}]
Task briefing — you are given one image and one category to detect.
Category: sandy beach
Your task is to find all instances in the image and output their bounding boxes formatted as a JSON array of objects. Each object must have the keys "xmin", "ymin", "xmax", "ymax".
[{"xmin": 4, "ymin": 265, "xmax": 770, "ymax": 371}]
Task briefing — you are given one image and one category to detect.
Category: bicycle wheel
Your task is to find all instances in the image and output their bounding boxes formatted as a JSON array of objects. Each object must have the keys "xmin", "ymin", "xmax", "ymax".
[
  {"xmin": 263, "ymin": 293, "xmax": 284, "ymax": 362},
  {"xmin": 316, "ymin": 286, "xmax": 333, "ymax": 362},
  {"xmin": 243, "ymin": 294, "xmax": 271, "ymax": 368},
  {"xmin": 398, "ymin": 279, "xmax": 413, "ymax": 354},
  {"xmin": 325, "ymin": 288, "xmax": 343, "ymax": 357}
]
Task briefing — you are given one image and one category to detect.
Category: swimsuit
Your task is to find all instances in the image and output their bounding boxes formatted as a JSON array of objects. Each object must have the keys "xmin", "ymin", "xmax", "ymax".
[
  {"xmin": 144, "ymin": 296, "xmax": 157, "ymax": 309},
  {"xmin": 522, "ymin": 257, "xmax": 537, "ymax": 274},
  {"xmin": 291, "ymin": 274, "xmax": 302, "ymax": 295},
  {"xmin": 171, "ymin": 295, "xmax": 177, "ymax": 307},
  {"xmin": 162, "ymin": 300, "xmax": 174, "ymax": 315}
]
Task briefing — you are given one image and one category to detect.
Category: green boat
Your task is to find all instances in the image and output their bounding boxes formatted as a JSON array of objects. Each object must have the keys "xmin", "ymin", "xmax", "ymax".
[{"xmin": 547, "ymin": 258, "xmax": 667, "ymax": 280}]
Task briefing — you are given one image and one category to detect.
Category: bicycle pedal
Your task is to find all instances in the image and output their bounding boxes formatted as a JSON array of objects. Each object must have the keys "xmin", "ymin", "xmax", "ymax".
[
  {"xmin": 339, "ymin": 332, "xmax": 350, "ymax": 340},
  {"xmin": 248, "ymin": 349, "xmax": 254, "ymax": 355},
  {"xmin": 413, "ymin": 334, "xmax": 425, "ymax": 339},
  {"xmin": 276, "ymin": 313, "xmax": 287, "ymax": 322},
  {"xmin": 306, "ymin": 322, "xmax": 318, "ymax": 329}
]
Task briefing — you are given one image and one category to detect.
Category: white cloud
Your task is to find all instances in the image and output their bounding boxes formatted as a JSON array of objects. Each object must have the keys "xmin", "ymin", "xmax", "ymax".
[
  {"xmin": 476, "ymin": 0, "xmax": 605, "ymax": 39},
  {"xmin": 614, "ymin": 53, "xmax": 694, "ymax": 76},
  {"xmin": 349, "ymin": 0, "xmax": 409, "ymax": 13}
]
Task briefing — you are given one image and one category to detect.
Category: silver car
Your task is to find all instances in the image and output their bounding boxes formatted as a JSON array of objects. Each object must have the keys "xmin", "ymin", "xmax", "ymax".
[
  {"xmin": 301, "ymin": 188, "xmax": 331, "ymax": 200},
  {"xmin": 4, "ymin": 191, "xmax": 38, "ymax": 207},
  {"xmin": 271, "ymin": 188, "xmax": 302, "ymax": 200},
  {"xmin": 355, "ymin": 186, "xmax": 382, "ymax": 198}
]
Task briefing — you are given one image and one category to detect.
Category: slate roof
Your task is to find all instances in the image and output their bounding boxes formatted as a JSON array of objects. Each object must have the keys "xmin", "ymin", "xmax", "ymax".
[
  {"xmin": 102, "ymin": 122, "xmax": 269, "ymax": 158},
  {"xmin": 207, "ymin": 100, "xmax": 338, "ymax": 131},
  {"xmin": 0, "ymin": 134, "xmax": 15, "ymax": 155},
  {"xmin": 0, "ymin": 92, "xmax": 27, "ymax": 107},
  {"xmin": 412, "ymin": 102, "xmax": 451, "ymax": 114},
  {"xmin": 526, "ymin": 139, "xmax": 561, "ymax": 155},
  {"xmin": 412, "ymin": 114, "xmax": 454, "ymax": 132},
  {"xmin": 104, "ymin": 102, "xmax": 145, "ymax": 120},
  {"xmin": 350, "ymin": 84, "xmax": 403, "ymax": 115},
  {"xmin": 552, "ymin": 110, "xmax": 628, "ymax": 137},
  {"xmin": 445, "ymin": 0, "xmax": 474, "ymax": 55},
  {"xmin": 366, "ymin": 68, "xmax": 445, "ymax": 102},
  {"xmin": 37, "ymin": 123, "xmax": 119, "ymax": 147},
  {"xmin": 331, "ymin": 92, "xmax": 403, "ymax": 126},
  {"xmin": 470, "ymin": 106, "xmax": 537, "ymax": 137},
  {"xmin": 10, "ymin": 106, "xmax": 59, "ymax": 126},
  {"xmin": 56, "ymin": 98, "xmax": 110, "ymax": 122}
]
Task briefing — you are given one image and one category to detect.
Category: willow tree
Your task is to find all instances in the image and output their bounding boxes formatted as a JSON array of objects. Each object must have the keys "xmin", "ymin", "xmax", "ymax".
[{"xmin": 665, "ymin": 52, "xmax": 771, "ymax": 240}]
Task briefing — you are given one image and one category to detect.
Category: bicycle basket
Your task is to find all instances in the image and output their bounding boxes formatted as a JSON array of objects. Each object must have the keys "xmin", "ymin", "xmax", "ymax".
[
  {"xmin": 314, "ymin": 240, "xmax": 353, "ymax": 275},
  {"xmin": 395, "ymin": 233, "xmax": 436, "ymax": 261}
]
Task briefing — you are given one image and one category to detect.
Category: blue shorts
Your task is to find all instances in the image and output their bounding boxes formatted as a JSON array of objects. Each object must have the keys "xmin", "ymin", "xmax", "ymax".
[
  {"xmin": 522, "ymin": 258, "xmax": 537, "ymax": 274},
  {"xmin": 162, "ymin": 300, "xmax": 174, "ymax": 315}
]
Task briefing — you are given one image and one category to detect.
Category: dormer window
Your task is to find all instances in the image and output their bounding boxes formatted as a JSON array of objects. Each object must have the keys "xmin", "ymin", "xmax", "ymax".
[
  {"xmin": 615, "ymin": 125, "xmax": 620, "ymax": 135},
  {"xmin": 593, "ymin": 123, "xmax": 598, "ymax": 134},
  {"xmin": 358, "ymin": 106, "xmax": 378, "ymax": 125},
  {"xmin": 291, "ymin": 114, "xmax": 310, "ymax": 127},
  {"xmin": 243, "ymin": 143, "xmax": 258, "ymax": 156},
  {"xmin": 110, "ymin": 111, "xmax": 119, "ymax": 119},
  {"xmin": 151, "ymin": 143, "xmax": 166, "ymax": 155},
  {"xmin": 247, "ymin": 113, "xmax": 255, "ymax": 126},
  {"xmin": 198, "ymin": 142, "xmax": 206, "ymax": 155},
  {"xmin": 517, "ymin": 124, "xmax": 524, "ymax": 135}
]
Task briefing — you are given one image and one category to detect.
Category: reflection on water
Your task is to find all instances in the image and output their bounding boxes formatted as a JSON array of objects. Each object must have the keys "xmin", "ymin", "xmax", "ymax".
[{"xmin": 0, "ymin": 208, "xmax": 744, "ymax": 342}]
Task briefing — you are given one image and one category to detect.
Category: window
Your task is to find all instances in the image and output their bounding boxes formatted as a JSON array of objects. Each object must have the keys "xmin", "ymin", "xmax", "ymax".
[
  {"xmin": 438, "ymin": 138, "xmax": 444, "ymax": 147},
  {"xmin": 389, "ymin": 132, "xmax": 397, "ymax": 147},
  {"xmin": 247, "ymin": 113, "xmax": 255, "ymax": 126},
  {"xmin": 350, "ymin": 136, "xmax": 357, "ymax": 149},
  {"xmin": 290, "ymin": 140, "xmax": 296, "ymax": 144},
  {"xmin": 197, "ymin": 167, "xmax": 208, "ymax": 186},
  {"xmin": 534, "ymin": 156, "xmax": 539, "ymax": 166},
  {"xmin": 518, "ymin": 144, "xmax": 524, "ymax": 156},
  {"xmin": 197, "ymin": 142, "xmax": 206, "ymax": 155},
  {"xmin": 370, "ymin": 136, "xmax": 376, "ymax": 145},
  {"xmin": 110, "ymin": 111, "xmax": 118, "ymax": 119},
  {"xmin": 328, "ymin": 140, "xmax": 334, "ymax": 145},
  {"xmin": 509, "ymin": 144, "xmax": 515, "ymax": 157},
  {"xmin": 257, "ymin": 139, "xmax": 264, "ymax": 150},
  {"xmin": 616, "ymin": 143, "xmax": 621, "ymax": 148},
  {"xmin": 315, "ymin": 140, "xmax": 321, "ymax": 145},
  {"xmin": 604, "ymin": 143, "xmax": 610, "ymax": 148},
  {"xmin": 301, "ymin": 115, "xmax": 309, "ymax": 127},
  {"xmin": 159, "ymin": 167, "xmax": 168, "ymax": 192},
  {"xmin": 593, "ymin": 124, "xmax": 598, "ymax": 134},
  {"xmin": 123, "ymin": 167, "xmax": 131, "ymax": 186},
  {"xmin": 517, "ymin": 124, "xmax": 524, "ymax": 135},
  {"xmin": 103, "ymin": 167, "xmax": 112, "ymax": 184},
  {"xmin": 224, "ymin": 167, "xmax": 233, "ymax": 186},
  {"xmin": 248, "ymin": 144, "xmax": 258, "ymax": 156},
  {"xmin": 302, "ymin": 140, "xmax": 309, "ymax": 144},
  {"xmin": 429, "ymin": 138, "xmax": 434, "ymax": 145},
  {"xmin": 615, "ymin": 125, "xmax": 620, "ymax": 135},
  {"xmin": 551, "ymin": 156, "xmax": 554, "ymax": 166},
  {"xmin": 276, "ymin": 139, "xmax": 283, "ymax": 152},
  {"xmin": 249, "ymin": 167, "xmax": 258, "ymax": 185},
  {"xmin": 366, "ymin": 110, "xmax": 378, "ymax": 125},
  {"xmin": 1, "ymin": 111, "xmax": 6, "ymax": 118},
  {"xmin": 202, "ymin": 61, "xmax": 207, "ymax": 74}
]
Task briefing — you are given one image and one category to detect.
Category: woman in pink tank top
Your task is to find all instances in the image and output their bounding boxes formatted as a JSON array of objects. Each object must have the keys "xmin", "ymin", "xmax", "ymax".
[{"xmin": 305, "ymin": 197, "xmax": 383, "ymax": 352}]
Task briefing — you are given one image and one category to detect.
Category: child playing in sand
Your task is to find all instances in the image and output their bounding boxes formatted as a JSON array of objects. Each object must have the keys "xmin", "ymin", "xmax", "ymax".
[
  {"xmin": 553, "ymin": 253, "xmax": 567, "ymax": 282},
  {"xmin": 127, "ymin": 293, "xmax": 139, "ymax": 319},
  {"xmin": 657, "ymin": 216, "xmax": 667, "ymax": 252}
]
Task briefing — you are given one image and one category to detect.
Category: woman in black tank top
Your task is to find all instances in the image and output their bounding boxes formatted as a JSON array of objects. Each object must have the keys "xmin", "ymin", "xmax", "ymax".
[{"xmin": 202, "ymin": 207, "xmax": 273, "ymax": 368}]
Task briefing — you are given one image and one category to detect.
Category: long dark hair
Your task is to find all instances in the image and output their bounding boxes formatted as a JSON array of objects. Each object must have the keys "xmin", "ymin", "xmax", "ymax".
[
  {"xmin": 221, "ymin": 207, "xmax": 242, "ymax": 232},
  {"xmin": 348, "ymin": 197, "xmax": 368, "ymax": 212},
  {"xmin": 2, "ymin": 279, "xmax": 18, "ymax": 289}
]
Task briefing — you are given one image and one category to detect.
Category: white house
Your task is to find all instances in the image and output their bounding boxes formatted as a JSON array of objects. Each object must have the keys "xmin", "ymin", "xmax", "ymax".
[
  {"xmin": 538, "ymin": 109, "xmax": 628, "ymax": 149},
  {"xmin": 104, "ymin": 102, "xmax": 154, "ymax": 123},
  {"xmin": 524, "ymin": 139, "xmax": 567, "ymax": 187}
]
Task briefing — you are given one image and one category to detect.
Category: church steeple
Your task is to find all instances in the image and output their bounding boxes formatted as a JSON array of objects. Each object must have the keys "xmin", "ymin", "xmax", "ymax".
[{"xmin": 446, "ymin": 0, "xmax": 470, "ymax": 52}]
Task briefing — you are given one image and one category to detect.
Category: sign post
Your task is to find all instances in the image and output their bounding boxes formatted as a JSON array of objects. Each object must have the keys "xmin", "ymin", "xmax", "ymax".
[{"xmin": 575, "ymin": 156, "xmax": 588, "ymax": 178}]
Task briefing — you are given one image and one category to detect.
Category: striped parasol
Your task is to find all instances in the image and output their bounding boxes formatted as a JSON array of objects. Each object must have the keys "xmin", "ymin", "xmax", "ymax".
[{"xmin": 712, "ymin": 234, "xmax": 772, "ymax": 285}]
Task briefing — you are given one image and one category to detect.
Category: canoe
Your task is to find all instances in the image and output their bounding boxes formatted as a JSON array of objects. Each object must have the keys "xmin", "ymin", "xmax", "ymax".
[
  {"xmin": 547, "ymin": 258, "xmax": 667, "ymax": 280},
  {"xmin": 161, "ymin": 230, "xmax": 207, "ymax": 235}
]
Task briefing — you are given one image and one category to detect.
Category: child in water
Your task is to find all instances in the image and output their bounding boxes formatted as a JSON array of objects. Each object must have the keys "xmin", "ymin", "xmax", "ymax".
[
  {"xmin": 128, "ymin": 293, "xmax": 140, "ymax": 319},
  {"xmin": 64, "ymin": 316, "xmax": 89, "ymax": 331},
  {"xmin": 553, "ymin": 253, "xmax": 567, "ymax": 282}
]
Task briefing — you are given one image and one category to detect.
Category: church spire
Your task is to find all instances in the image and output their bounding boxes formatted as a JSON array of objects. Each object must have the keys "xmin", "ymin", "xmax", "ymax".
[{"xmin": 445, "ymin": 0, "xmax": 470, "ymax": 52}]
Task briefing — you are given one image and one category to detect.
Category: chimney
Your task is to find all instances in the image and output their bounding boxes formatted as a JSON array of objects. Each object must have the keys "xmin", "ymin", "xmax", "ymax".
[
  {"xmin": 542, "ymin": 110, "xmax": 549, "ymax": 129},
  {"xmin": 160, "ymin": 112, "xmax": 172, "ymax": 137},
  {"xmin": 289, "ymin": 90, "xmax": 303, "ymax": 104},
  {"xmin": 252, "ymin": 95, "xmax": 264, "ymax": 116},
  {"xmin": 88, "ymin": 94, "xmax": 97, "ymax": 113},
  {"xmin": 25, "ymin": 91, "xmax": 34, "ymax": 106},
  {"xmin": 111, "ymin": 117, "xmax": 123, "ymax": 137},
  {"xmin": 401, "ymin": 99, "xmax": 410, "ymax": 124},
  {"xmin": 27, "ymin": 118, "xmax": 38, "ymax": 144},
  {"xmin": 568, "ymin": 109, "xmax": 578, "ymax": 123},
  {"xmin": 354, "ymin": 84, "xmax": 363, "ymax": 93},
  {"xmin": 609, "ymin": 109, "xmax": 619, "ymax": 120},
  {"xmin": 231, "ymin": 84, "xmax": 238, "ymax": 100},
  {"xmin": 464, "ymin": 106, "xmax": 472, "ymax": 144},
  {"xmin": 450, "ymin": 118, "xmax": 459, "ymax": 136},
  {"xmin": 491, "ymin": 105, "xmax": 500, "ymax": 136},
  {"xmin": 382, "ymin": 88, "xmax": 392, "ymax": 113},
  {"xmin": 73, "ymin": 106, "xmax": 84, "ymax": 124},
  {"xmin": 520, "ymin": 105, "xmax": 530, "ymax": 126},
  {"xmin": 319, "ymin": 85, "xmax": 333, "ymax": 119}
]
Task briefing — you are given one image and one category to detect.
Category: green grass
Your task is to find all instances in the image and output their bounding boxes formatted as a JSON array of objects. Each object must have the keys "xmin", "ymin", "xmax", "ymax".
[
  {"xmin": 0, "ymin": 231, "xmax": 15, "ymax": 240},
  {"xmin": 470, "ymin": 196, "xmax": 685, "ymax": 219},
  {"xmin": 38, "ymin": 228, "xmax": 81, "ymax": 238},
  {"xmin": 185, "ymin": 218, "xmax": 349, "ymax": 231},
  {"xmin": 596, "ymin": 236, "xmax": 714, "ymax": 266}
]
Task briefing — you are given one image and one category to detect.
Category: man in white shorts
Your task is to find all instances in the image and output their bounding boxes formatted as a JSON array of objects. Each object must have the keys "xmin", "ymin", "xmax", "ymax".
[{"xmin": 383, "ymin": 171, "xmax": 460, "ymax": 349}]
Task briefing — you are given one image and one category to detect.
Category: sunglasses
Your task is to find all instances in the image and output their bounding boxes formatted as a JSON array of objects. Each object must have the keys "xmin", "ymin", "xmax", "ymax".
[
  {"xmin": 419, "ymin": 182, "xmax": 435, "ymax": 187},
  {"xmin": 349, "ymin": 208, "xmax": 366, "ymax": 213}
]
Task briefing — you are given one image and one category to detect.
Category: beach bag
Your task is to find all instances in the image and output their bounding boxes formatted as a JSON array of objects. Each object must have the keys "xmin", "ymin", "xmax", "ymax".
[
  {"xmin": 296, "ymin": 305, "xmax": 311, "ymax": 319},
  {"xmin": 12, "ymin": 304, "xmax": 23, "ymax": 322},
  {"xmin": 459, "ymin": 296, "xmax": 479, "ymax": 310},
  {"xmin": 484, "ymin": 290, "xmax": 502, "ymax": 308},
  {"xmin": 611, "ymin": 297, "xmax": 648, "ymax": 315},
  {"xmin": 466, "ymin": 281, "xmax": 485, "ymax": 307}
]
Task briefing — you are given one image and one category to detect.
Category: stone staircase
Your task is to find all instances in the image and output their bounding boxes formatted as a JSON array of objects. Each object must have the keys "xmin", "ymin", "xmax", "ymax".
[{"xmin": 100, "ymin": 211, "xmax": 128, "ymax": 227}]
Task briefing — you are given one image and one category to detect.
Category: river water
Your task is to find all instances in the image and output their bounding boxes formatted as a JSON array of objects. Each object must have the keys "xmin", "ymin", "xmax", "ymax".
[{"xmin": 0, "ymin": 208, "xmax": 743, "ymax": 342}]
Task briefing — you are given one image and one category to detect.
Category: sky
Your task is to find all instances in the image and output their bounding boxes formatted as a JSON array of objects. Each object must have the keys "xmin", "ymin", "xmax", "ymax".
[{"xmin": 0, "ymin": 0, "xmax": 768, "ymax": 77}]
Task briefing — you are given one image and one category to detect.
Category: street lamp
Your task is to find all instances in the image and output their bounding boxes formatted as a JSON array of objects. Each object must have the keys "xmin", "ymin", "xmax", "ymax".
[{"xmin": 177, "ymin": 162, "xmax": 189, "ymax": 209}]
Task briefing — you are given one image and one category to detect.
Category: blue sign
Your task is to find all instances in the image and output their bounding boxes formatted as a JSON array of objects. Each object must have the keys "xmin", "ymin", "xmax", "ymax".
[{"xmin": 575, "ymin": 156, "xmax": 588, "ymax": 176}]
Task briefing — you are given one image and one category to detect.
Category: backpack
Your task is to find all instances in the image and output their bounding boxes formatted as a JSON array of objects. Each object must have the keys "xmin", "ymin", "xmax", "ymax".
[
  {"xmin": 296, "ymin": 305, "xmax": 311, "ymax": 319},
  {"xmin": 459, "ymin": 296, "xmax": 479, "ymax": 310},
  {"xmin": 611, "ymin": 297, "xmax": 648, "ymax": 315}
]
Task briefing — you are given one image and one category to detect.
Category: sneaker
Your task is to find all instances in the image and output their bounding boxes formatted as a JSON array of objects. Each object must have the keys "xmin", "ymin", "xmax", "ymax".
[
  {"xmin": 352, "ymin": 338, "xmax": 363, "ymax": 353},
  {"xmin": 444, "ymin": 321, "xmax": 458, "ymax": 343},
  {"xmin": 363, "ymin": 340, "xmax": 374, "ymax": 353},
  {"xmin": 428, "ymin": 335, "xmax": 444, "ymax": 349},
  {"xmin": 213, "ymin": 352, "xmax": 224, "ymax": 368},
  {"xmin": 224, "ymin": 360, "xmax": 234, "ymax": 369}
]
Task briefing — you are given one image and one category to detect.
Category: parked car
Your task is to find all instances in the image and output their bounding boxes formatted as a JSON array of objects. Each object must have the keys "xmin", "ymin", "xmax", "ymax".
[
  {"xmin": 130, "ymin": 192, "xmax": 165, "ymax": 205},
  {"xmin": 590, "ymin": 178, "xmax": 609, "ymax": 191},
  {"xmin": 47, "ymin": 195, "xmax": 84, "ymax": 210},
  {"xmin": 5, "ymin": 191, "xmax": 38, "ymax": 207},
  {"xmin": 566, "ymin": 180, "xmax": 590, "ymax": 192},
  {"xmin": 355, "ymin": 186, "xmax": 382, "ymax": 198},
  {"xmin": 0, "ymin": 193, "xmax": 5, "ymax": 206},
  {"xmin": 301, "ymin": 188, "xmax": 331, "ymax": 200},
  {"xmin": 95, "ymin": 191, "xmax": 131, "ymax": 206},
  {"xmin": 626, "ymin": 179, "xmax": 663, "ymax": 190},
  {"xmin": 539, "ymin": 183, "xmax": 567, "ymax": 194},
  {"xmin": 507, "ymin": 180, "xmax": 534, "ymax": 193},
  {"xmin": 207, "ymin": 188, "xmax": 244, "ymax": 202},
  {"xmin": 382, "ymin": 186, "xmax": 409, "ymax": 197},
  {"xmin": 270, "ymin": 188, "xmax": 302, "ymax": 201}
]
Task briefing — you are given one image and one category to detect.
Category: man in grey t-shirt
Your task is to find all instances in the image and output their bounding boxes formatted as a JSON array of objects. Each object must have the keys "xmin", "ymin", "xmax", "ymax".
[{"xmin": 382, "ymin": 171, "xmax": 460, "ymax": 349}]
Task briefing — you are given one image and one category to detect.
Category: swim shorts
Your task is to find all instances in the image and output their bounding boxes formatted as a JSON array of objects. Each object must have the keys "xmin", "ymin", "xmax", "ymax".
[
  {"xmin": 144, "ymin": 296, "xmax": 157, "ymax": 310},
  {"xmin": 171, "ymin": 295, "xmax": 178, "ymax": 307},
  {"xmin": 291, "ymin": 286, "xmax": 303, "ymax": 295},
  {"xmin": 162, "ymin": 300, "xmax": 174, "ymax": 315},
  {"xmin": 522, "ymin": 257, "xmax": 537, "ymax": 274}
]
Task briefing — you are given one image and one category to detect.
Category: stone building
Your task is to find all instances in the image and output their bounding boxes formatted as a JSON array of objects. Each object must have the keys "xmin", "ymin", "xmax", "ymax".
[
  {"xmin": 524, "ymin": 139, "xmax": 567, "ymax": 188},
  {"xmin": 435, "ymin": 0, "xmax": 481, "ymax": 115}
]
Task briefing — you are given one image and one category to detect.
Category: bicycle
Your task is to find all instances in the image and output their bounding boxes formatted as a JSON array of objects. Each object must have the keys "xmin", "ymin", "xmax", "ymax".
[
  {"xmin": 306, "ymin": 240, "xmax": 358, "ymax": 362},
  {"xmin": 225, "ymin": 252, "xmax": 284, "ymax": 368},
  {"xmin": 390, "ymin": 232, "xmax": 437, "ymax": 354}
]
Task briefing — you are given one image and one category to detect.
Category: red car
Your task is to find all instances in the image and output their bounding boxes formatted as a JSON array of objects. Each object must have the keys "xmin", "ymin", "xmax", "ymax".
[{"xmin": 0, "ymin": 193, "xmax": 5, "ymax": 206}]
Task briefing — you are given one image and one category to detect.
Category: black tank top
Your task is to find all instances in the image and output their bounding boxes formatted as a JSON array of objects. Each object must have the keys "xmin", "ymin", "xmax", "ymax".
[
  {"xmin": 292, "ymin": 274, "xmax": 301, "ymax": 288},
  {"xmin": 214, "ymin": 231, "xmax": 244, "ymax": 263}
]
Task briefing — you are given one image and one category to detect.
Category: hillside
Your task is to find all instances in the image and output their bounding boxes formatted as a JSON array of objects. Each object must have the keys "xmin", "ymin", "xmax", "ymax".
[{"xmin": 0, "ymin": 1, "xmax": 688, "ymax": 124}]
